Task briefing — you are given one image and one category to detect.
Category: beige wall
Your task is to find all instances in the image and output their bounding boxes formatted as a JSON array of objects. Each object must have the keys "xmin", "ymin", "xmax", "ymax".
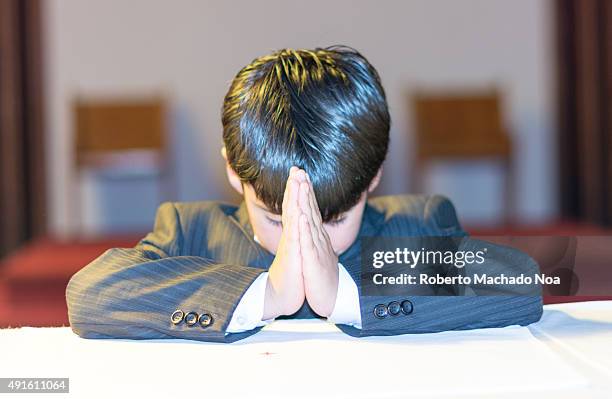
[{"xmin": 43, "ymin": 0, "xmax": 557, "ymax": 236}]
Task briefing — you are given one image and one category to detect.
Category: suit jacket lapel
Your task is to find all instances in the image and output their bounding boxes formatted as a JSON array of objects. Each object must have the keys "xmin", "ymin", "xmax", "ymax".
[{"xmin": 339, "ymin": 202, "xmax": 385, "ymax": 277}]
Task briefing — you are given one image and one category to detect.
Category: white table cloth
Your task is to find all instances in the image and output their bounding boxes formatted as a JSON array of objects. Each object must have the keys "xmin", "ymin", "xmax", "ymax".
[{"xmin": 1, "ymin": 301, "xmax": 611, "ymax": 399}]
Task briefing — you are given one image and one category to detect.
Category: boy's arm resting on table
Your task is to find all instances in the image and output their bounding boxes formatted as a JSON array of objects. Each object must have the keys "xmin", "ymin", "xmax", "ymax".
[
  {"xmin": 337, "ymin": 295, "xmax": 543, "ymax": 337},
  {"xmin": 65, "ymin": 202, "xmax": 267, "ymax": 343},
  {"xmin": 334, "ymin": 195, "xmax": 543, "ymax": 337}
]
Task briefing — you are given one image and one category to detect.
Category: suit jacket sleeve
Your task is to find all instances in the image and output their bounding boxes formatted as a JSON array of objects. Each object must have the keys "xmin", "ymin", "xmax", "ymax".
[
  {"xmin": 66, "ymin": 202, "xmax": 266, "ymax": 343},
  {"xmin": 337, "ymin": 195, "xmax": 543, "ymax": 338}
]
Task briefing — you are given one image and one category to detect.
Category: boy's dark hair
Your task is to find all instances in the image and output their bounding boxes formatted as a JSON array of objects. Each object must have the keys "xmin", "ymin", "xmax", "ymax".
[{"xmin": 222, "ymin": 45, "xmax": 390, "ymax": 222}]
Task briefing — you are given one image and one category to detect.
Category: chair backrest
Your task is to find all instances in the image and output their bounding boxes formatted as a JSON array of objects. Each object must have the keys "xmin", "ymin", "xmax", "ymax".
[
  {"xmin": 74, "ymin": 98, "xmax": 166, "ymax": 168},
  {"xmin": 413, "ymin": 91, "xmax": 511, "ymax": 161}
]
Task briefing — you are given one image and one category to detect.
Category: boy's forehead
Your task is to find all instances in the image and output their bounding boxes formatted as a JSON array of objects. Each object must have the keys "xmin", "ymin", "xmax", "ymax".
[
  {"xmin": 243, "ymin": 183, "xmax": 279, "ymax": 213},
  {"xmin": 253, "ymin": 200, "xmax": 276, "ymax": 213}
]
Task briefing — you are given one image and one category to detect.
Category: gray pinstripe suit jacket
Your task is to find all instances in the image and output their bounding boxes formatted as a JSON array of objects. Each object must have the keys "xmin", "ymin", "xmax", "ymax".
[{"xmin": 66, "ymin": 194, "xmax": 543, "ymax": 343}]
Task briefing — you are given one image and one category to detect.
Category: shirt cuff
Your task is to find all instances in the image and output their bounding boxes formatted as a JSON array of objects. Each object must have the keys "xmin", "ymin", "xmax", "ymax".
[
  {"xmin": 327, "ymin": 262, "xmax": 362, "ymax": 329},
  {"xmin": 226, "ymin": 272, "xmax": 274, "ymax": 333}
]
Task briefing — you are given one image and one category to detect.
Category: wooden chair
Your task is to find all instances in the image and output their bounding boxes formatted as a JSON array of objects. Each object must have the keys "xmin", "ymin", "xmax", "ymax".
[
  {"xmin": 72, "ymin": 97, "xmax": 173, "ymax": 234},
  {"xmin": 412, "ymin": 91, "xmax": 513, "ymax": 223}
]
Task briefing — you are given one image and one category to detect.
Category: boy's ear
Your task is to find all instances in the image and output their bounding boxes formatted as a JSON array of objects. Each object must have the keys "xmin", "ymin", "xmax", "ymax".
[
  {"xmin": 368, "ymin": 166, "xmax": 383, "ymax": 193},
  {"xmin": 221, "ymin": 146, "xmax": 244, "ymax": 195}
]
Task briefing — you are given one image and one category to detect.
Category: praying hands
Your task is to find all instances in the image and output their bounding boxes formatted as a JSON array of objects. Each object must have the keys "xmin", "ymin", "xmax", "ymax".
[{"xmin": 263, "ymin": 166, "xmax": 340, "ymax": 319}]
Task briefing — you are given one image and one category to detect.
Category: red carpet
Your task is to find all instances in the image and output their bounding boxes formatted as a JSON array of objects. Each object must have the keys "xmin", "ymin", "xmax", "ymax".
[{"xmin": 0, "ymin": 236, "xmax": 141, "ymax": 327}]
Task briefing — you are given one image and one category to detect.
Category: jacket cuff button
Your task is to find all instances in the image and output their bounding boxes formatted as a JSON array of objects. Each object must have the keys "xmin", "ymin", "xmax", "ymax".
[
  {"xmin": 199, "ymin": 313, "xmax": 213, "ymax": 328},
  {"xmin": 374, "ymin": 303, "xmax": 388, "ymax": 319},
  {"xmin": 171, "ymin": 309, "xmax": 185, "ymax": 325},
  {"xmin": 387, "ymin": 301, "xmax": 401, "ymax": 316},
  {"xmin": 184, "ymin": 311, "xmax": 199, "ymax": 326},
  {"xmin": 400, "ymin": 300, "xmax": 414, "ymax": 315}
]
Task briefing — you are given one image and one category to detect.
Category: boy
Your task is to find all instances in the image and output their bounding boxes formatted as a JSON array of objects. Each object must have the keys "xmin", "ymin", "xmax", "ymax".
[{"xmin": 66, "ymin": 46, "xmax": 542, "ymax": 343}]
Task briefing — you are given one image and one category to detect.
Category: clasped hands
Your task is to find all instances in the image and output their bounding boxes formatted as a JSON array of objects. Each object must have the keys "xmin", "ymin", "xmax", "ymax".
[{"xmin": 263, "ymin": 166, "xmax": 340, "ymax": 320}]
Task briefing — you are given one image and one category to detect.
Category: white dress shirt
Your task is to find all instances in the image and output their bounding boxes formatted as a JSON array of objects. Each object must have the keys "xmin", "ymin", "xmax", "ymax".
[{"xmin": 226, "ymin": 234, "xmax": 362, "ymax": 333}]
